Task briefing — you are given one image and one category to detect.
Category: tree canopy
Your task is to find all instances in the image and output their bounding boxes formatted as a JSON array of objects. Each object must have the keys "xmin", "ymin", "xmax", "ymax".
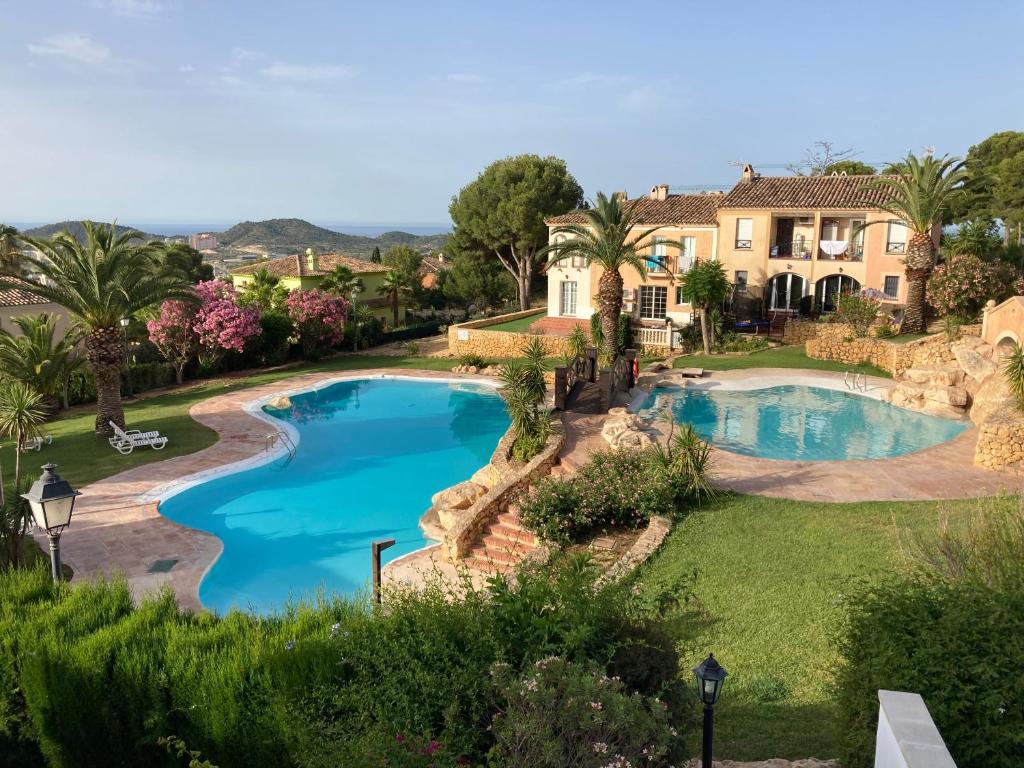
[
  {"xmin": 381, "ymin": 244, "xmax": 423, "ymax": 278},
  {"xmin": 449, "ymin": 154, "xmax": 583, "ymax": 310},
  {"xmin": 165, "ymin": 242, "xmax": 214, "ymax": 283},
  {"xmin": 950, "ymin": 131, "xmax": 1024, "ymax": 239},
  {"xmin": 823, "ymin": 160, "xmax": 877, "ymax": 176}
]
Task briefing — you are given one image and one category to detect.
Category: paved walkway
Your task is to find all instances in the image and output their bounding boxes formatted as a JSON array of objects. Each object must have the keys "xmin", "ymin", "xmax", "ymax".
[{"xmin": 38, "ymin": 368, "xmax": 486, "ymax": 611}]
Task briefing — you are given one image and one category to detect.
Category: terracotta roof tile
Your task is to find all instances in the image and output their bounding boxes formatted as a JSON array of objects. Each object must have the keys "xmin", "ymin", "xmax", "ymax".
[
  {"xmin": 546, "ymin": 193, "xmax": 721, "ymax": 227},
  {"xmin": 0, "ymin": 279, "xmax": 50, "ymax": 308},
  {"xmin": 719, "ymin": 174, "xmax": 897, "ymax": 210},
  {"xmin": 230, "ymin": 252, "xmax": 388, "ymax": 278}
]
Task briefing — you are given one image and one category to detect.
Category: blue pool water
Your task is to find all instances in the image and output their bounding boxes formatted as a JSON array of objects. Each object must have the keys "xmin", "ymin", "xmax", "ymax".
[
  {"xmin": 639, "ymin": 385, "xmax": 967, "ymax": 461},
  {"xmin": 159, "ymin": 378, "xmax": 509, "ymax": 614}
]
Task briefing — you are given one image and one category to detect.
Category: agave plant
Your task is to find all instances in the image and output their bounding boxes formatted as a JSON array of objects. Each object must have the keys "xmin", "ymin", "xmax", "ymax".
[
  {"xmin": 565, "ymin": 325, "xmax": 589, "ymax": 361},
  {"xmin": 858, "ymin": 153, "xmax": 968, "ymax": 334},
  {"xmin": 1003, "ymin": 341, "xmax": 1024, "ymax": 411}
]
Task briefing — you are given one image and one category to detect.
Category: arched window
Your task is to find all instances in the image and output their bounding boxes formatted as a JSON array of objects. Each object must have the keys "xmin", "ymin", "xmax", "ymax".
[
  {"xmin": 815, "ymin": 274, "xmax": 861, "ymax": 312},
  {"xmin": 767, "ymin": 273, "xmax": 807, "ymax": 312}
]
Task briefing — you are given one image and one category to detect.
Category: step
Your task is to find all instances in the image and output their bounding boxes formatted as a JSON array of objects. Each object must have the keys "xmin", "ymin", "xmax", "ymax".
[
  {"xmin": 466, "ymin": 546, "xmax": 522, "ymax": 566},
  {"xmin": 496, "ymin": 510, "xmax": 527, "ymax": 528},
  {"xmin": 461, "ymin": 556, "xmax": 516, "ymax": 574},
  {"xmin": 486, "ymin": 524, "xmax": 537, "ymax": 546},
  {"xmin": 481, "ymin": 533, "xmax": 534, "ymax": 552}
]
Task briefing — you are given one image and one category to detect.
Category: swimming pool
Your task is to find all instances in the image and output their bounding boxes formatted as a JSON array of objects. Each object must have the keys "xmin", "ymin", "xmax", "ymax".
[
  {"xmin": 638, "ymin": 384, "xmax": 967, "ymax": 461},
  {"xmin": 158, "ymin": 377, "xmax": 509, "ymax": 614}
]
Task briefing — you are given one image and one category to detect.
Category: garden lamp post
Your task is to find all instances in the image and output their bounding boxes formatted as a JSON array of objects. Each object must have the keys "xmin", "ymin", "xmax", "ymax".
[
  {"xmin": 350, "ymin": 286, "xmax": 362, "ymax": 352},
  {"xmin": 693, "ymin": 653, "xmax": 728, "ymax": 768},
  {"xmin": 21, "ymin": 463, "xmax": 81, "ymax": 582},
  {"xmin": 371, "ymin": 538, "xmax": 396, "ymax": 604},
  {"xmin": 120, "ymin": 317, "xmax": 133, "ymax": 398}
]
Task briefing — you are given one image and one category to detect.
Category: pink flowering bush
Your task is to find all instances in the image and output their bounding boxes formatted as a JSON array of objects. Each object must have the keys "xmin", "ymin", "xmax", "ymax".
[
  {"xmin": 927, "ymin": 254, "xmax": 1020, "ymax": 318},
  {"xmin": 146, "ymin": 280, "xmax": 260, "ymax": 381},
  {"xmin": 285, "ymin": 289, "xmax": 349, "ymax": 358}
]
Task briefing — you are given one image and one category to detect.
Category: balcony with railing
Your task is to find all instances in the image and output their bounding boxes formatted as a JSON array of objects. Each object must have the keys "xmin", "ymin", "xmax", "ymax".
[
  {"xmin": 770, "ymin": 239, "xmax": 814, "ymax": 260},
  {"xmin": 817, "ymin": 240, "xmax": 864, "ymax": 261}
]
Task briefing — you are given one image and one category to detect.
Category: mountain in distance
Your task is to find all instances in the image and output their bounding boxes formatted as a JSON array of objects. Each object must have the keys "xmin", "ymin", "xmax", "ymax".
[
  {"xmin": 21, "ymin": 218, "xmax": 450, "ymax": 261},
  {"xmin": 214, "ymin": 218, "xmax": 448, "ymax": 259}
]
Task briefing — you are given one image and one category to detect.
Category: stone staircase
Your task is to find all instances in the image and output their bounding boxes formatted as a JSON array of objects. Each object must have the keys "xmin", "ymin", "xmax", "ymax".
[{"xmin": 462, "ymin": 505, "xmax": 538, "ymax": 574}]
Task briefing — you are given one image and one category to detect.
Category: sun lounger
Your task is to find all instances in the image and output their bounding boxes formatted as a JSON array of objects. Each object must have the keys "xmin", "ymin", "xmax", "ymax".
[
  {"xmin": 21, "ymin": 435, "xmax": 52, "ymax": 452},
  {"xmin": 108, "ymin": 421, "xmax": 169, "ymax": 455}
]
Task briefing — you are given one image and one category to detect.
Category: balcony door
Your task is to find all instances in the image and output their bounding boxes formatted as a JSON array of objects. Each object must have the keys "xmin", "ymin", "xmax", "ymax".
[
  {"xmin": 559, "ymin": 281, "xmax": 578, "ymax": 316},
  {"xmin": 775, "ymin": 218, "xmax": 794, "ymax": 256}
]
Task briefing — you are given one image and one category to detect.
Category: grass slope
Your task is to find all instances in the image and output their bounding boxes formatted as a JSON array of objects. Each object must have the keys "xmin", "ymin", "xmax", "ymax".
[
  {"xmin": 637, "ymin": 494, "xmax": 1003, "ymax": 760},
  {"xmin": 673, "ymin": 346, "xmax": 890, "ymax": 378}
]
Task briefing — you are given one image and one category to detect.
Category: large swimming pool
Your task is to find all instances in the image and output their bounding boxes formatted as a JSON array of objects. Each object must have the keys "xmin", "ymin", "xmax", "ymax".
[
  {"xmin": 638, "ymin": 384, "xmax": 967, "ymax": 461},
  {"xmin": 158, "ymin": 377, "xmax": 509, "ymax": 614}
]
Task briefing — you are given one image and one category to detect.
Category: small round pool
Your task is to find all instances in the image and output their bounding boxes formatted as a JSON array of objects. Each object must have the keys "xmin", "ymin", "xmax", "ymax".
[{"xmin": 638, "ymin": 384, "xmax": 967, "ymax": 461}]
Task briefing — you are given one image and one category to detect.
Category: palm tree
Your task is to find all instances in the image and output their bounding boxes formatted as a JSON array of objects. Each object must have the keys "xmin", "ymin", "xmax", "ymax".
[
  {"xmin": 0, "ymin": 314, "xmax": 82, "ymax": 413},
  {"xmin": 0, "ymin": 224, "xmax": 21, "ymax": 274},
  {"xmin": 859, "ymin": 153, "xmax": 968, "ymax": 333},
  {"xmin": 320, "ymin": 265, "xmax": 364, "ymax": 297},
  {"xmin": 678, "ymin": 260, "xmax": 730, "ymax": 355},
  {"xmin": 238, "ymin": 267, "xmax": 287, "ymax": 312},
  {"xmin": 544, "ymin": 192, "xmax": 671, "ymax": 357},
  {"xmin": 0, "ymin": 381, "xmax": 47, "ymax": 568},
  {"xmin": 13, "ymin": 222, "xmax": 193, "ymax": 437},
  {"xmin": 376, "ymin": 269, "xmax": 412, "ymax": 327}
]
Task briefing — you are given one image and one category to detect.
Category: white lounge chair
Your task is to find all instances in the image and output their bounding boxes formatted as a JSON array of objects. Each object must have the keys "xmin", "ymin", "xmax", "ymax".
[
  {"xmin": 108, "ymin": 421, "xmax": 168, "ymax": 455},
  {"xmin": 21, "ymin": 435, "xmax": 53, "ymax": 452}
]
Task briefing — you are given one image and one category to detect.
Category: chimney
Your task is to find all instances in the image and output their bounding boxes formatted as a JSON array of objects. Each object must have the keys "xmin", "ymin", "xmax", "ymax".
[
  {"xmin": 649, "ymin": 184, "xmax": 670, "ymax": 201},
  {"xmin": 305, "ymin": 247, "xmax": 318, "ymax": 272},
  {"xmin": 612, "ymin": 190, "xmax": 628, "ymax": 203},
  {"xmin": 740, "ymin": 163, "xmax": 759, "ymax": 183}
]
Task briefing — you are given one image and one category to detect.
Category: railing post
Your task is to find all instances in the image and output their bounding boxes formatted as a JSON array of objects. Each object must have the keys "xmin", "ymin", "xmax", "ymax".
[
  {"xmin": 598, "ymin": 368, "xmax": 612, "ymax": 412},
  {"xmin": 554, "ymin": 366, "xmax": 568, "ymax": 410},
  {"xmin": 624, "ymin": 349, "xmax": 638, "ymax": 389},
  {"xmin": 585, "ymin": 347, "xmax": 598, "ymax": 382}
]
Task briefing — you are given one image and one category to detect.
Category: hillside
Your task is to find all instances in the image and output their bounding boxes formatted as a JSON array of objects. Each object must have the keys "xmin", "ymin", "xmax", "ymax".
[
  {"xmin": 22, "ymin": 221, "xmax": 162, "ymax": 241},
  {"xmin": 215, "ymin": 218, "xmax": 448, "ymax": 259}
]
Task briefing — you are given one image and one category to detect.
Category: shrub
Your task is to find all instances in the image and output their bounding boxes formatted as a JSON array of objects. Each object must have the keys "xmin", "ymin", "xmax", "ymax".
[
  {"xmin": 256, "ymin": 312, "xmax": 294, "ymax": 366},
  {"xmin": 835, "ymin": 503, "xmax": 1024, "ymax": 768},
  {"xmin": 566, "ymin": 325, "xmax": 589, "ymax": 361},
  {"xmin": 589, "ymin": 314, "xmax": 632, "ymax": 356},
  {"xmin": 649, "ymin": 424, "xmax": 718, "ymax": 506},
  {"xmin": 404, "ymin": 341, "xmax": 420, "ymax": 356},
  {"xmin": 834, "ymin": 293, "xmax": 880, "ymax": 338},
  {"xmin": 718, "ymin": 332, "xmax": 768, "ymax": 354},
  {"xmin": 1004, "ymin": 342, "xmax": 1024, "ymax": 410},
  {"xmin": 927, "ymin": 253, "xmax": 1020, "ymax": 318},
  {"xmin": 873, "ymin": 322, "xmax": 895, "ymax": 338},
  {"xmin": 942, "ymin": 314, "xmax": 966, "ymax": 342},
  {"xmin": 488, "ymin": 657, "xmax": 678, "ymax": 768},
  {"xmin": 286, "ymin": 290, "xmax": 349, "ymax": 359},
  {"xmin": 459, "ymin": 353, "xmax": 486, "ymax": 368}
]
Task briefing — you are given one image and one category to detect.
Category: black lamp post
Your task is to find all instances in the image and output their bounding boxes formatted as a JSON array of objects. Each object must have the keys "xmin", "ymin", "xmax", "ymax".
[
  {"xmin": 371, "ymin": 538, "xmax": 396, "ymax": 604},
  {"xmin": 693, "ymin": 653, "xmax": 728, "ymax": 768},
  {"xmin": 120, "ymin": 317, "xmax": 133, "ymax": 398},
  {"xmin": 21, "ymin": 463, "xmax": 81, "ymax": 582}
]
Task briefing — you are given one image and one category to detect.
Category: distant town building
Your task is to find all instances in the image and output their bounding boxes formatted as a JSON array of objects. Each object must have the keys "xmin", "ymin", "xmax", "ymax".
[{"xmin": 189, "ymin": 232, "xmax": 219, "ymax": 251}]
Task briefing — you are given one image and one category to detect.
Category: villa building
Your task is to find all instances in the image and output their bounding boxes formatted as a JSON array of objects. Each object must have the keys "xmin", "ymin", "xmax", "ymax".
[
  {"xmin": 543, "ymin": 164, "xmax": 936, "ymax": 338},
  {"xmin": 229, "ymin": 250, "xmax": 402, "ymax": 323}
]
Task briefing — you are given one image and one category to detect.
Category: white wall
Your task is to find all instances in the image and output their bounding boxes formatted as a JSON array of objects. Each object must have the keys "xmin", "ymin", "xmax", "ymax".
[{"xmin": 875, "ymin": 690, "xmax": 957, "ymax": 768}]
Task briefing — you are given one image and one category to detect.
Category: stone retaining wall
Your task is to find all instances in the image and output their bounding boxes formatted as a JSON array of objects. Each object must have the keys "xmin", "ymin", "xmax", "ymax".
[
  {"xmin": 975, "ymin": 415, "xmax": 1024, "ymax": 469},
  {"xmin": 443, "ymin": 416, "xmax": 565, "ymax": 560},
  {"xmin": 597, "ymin": 515, "xmax": 672, "ymax": 585},
  {"xmin": 448, "ymin": 309, "xmax": 570, "ymax": 359},
  {"xmin": 803, "ymin": 323, "xmax": 982, "ymax": 376}
]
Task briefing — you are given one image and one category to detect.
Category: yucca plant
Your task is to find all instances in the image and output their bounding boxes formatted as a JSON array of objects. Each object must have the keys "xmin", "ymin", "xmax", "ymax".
[
  {"xmin": 649, "ymin": 423, "xmax": 718, "ymax": 506},
  {"xmin": 1003, "ymin": 341, "xmax": 1024, "ymax": 411},
  {"xmin": 544, "ymin": 192, "xmax": 676, "ymax": 357},
  {"xmin": 565, "ymin": 325, "xmax": 589, "ymax": 361},
  {"xmin": 0, "ymin": 381, "xmax": 47, "ymax": 567},
  {"xmin": 858, "ymin": 153, "xmax": 968, "ymax": 334},
  {"xmin": 498, "ymin": 353, "xmax": 550, "ymax": 462},
  {"xmin": 13, "ymin": 222, "xmax": 193, "ymax": 436},
  {"xmin": 0, "ymin": 314, "xmax": 83, "ymax": 413}
]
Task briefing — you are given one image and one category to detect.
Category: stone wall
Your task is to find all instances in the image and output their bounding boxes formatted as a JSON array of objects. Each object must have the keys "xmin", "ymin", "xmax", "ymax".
[
  {"xmin": 975, "ymin": 415, "xmax": 1024, "ymax": 470},
  {"xmin": 803, "ymin": 324, "xmax": 983, "ymax": 376},
  {"xmin": 597, "ymin": 515, "xmax": 672, "ymax": 585},
  {"xmin": 447, "ymin": 309, "xmax": 571, "ymax": 359},
  {"xmin": 441, "ymin": 416, "xmax": 565, "ymax": 560}
]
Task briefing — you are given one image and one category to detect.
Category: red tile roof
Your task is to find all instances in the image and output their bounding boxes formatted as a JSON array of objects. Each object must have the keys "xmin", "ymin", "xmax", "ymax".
[
  {"xmin": 0, "ymin": 279, "xmax": 51, "ymax": 308},
  {"xmin": 230, "ymin": 252, "xmax": 388, "ymax": 278},
  {"xmin": 546, "ymin": 193, "xmax": 722, "ymax": 227},
  {"xmin": 719, "ymin": 174, "xmax": 898, "ymax": 210}
]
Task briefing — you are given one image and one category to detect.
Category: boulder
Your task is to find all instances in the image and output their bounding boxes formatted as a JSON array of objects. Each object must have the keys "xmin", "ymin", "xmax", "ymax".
[
  {"xmin": 954, "ymin": 346, "xmax": 998, "ymax": 382},
  {"xmin": 904, "ymin": 366, "xmax": 964, "ymax": 387},
  {"xmin": 470, "ymin": 463, "xmax": 501, "ymax": 490},
  {"xmin": 883, "ymin": 382, "xmax": 969, "ymax": 418},
  {"xmin": 970, "ymin": 373, "xmax": 1019, "ymax": 425},
  {"xmin": 601, "ymin": 407, "xmax": 656, "ymax": 450},
  {"xmin": 436, "ymin": 504, "xmax": 475, "ymax": 531},
  {"xmin": 431, "ymin": 480, "xmax": 487, "ymax": 511},
  {"xmin": 952, "ymin": 335, "xmax": 992, "ymax": 357}
]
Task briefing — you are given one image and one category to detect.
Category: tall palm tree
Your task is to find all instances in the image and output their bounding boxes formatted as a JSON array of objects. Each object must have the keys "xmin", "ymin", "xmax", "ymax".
[
  {"xmin": 544, "ymin": 192, "xmax": 672, "ymax": 356},
  {"xmin": 13, "ymin": 222, "xmax": 193, "ymax": 436},
  {"xmin": 859, "ymin": 153, "xmax": 968, "ymax": 333},
  {"xmin": 0, "ymin": 381, "xmax": 47, "ymax": 568},
  {"xmin": 319, "ymin": 265, "xmax": 364, "ymax": 297},
  {"xmin": 376, "ymin": 269, "xmax": 412, "ymax": 327},
  {"xmin": 0, "ymin": 314, "xmax": 82, "ymax": 413},
  {"xmin": 239, "ymin": 267, "xmax": 287, "ymax": 313},
  {"xmin": 0, "ymin": 224, "xmax": 21, "ymax": 275}
]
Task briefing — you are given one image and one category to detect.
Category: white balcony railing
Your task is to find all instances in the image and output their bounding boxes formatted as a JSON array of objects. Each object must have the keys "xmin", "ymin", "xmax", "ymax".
[{"xmin": 636, "ymin": 327, "xmax": 672, "ymax": 348}]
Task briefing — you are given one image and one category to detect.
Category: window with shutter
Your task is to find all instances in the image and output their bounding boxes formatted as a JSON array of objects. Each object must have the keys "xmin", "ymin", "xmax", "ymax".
[{"xmin": 735, "ymin": 219, "xmax": 753, "ymax": 249}]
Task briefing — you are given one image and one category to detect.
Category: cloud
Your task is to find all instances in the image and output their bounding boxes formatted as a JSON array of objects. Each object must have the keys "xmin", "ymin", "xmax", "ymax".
[
  {"xmin": 217, "ymin": 75, "xmax": 243, "ymax": 87},
  {"xmin": 94, "ymin": 0, "xmax": 170, "ymax": 19},
  {"xmin": 546, "ymin": 72, "xmax": 624, "ymax": 91},
  {"xmin": 260, "ymin": 63, "xmax": 355, "ymax": 82},
  {"xmin": 618, "ymin": 85, "xmax": 661, "ymax": 111},
  {"xmin": 178, "ymin": 64, "xmax": 195, "ymax": 73},
  {"xmin": 27, "ymin": 33, "xmax": 111, "ymax": 65},
  {"xmin": 448, "ymin": 73, "xmax": 486, "ymax": 84},
  {"xmin": 228, "ymin": 46, "xmax": 261, "ymax": 69}
]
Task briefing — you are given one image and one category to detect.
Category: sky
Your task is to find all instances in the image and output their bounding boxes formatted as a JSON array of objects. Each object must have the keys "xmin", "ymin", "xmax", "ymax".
[{"xmin": 2, "ymin": 0, "xmax": 1022, "ymax": 228}]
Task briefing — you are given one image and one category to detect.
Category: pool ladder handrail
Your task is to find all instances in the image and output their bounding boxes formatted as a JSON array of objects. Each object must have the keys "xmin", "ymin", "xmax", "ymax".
[
  {"xmin": 265, "ymin": 429, "xmax": 297, "ymax": 459},
  {"xmin": 844, "ymin": 370, "xmax": 869, "ymax": 392}
]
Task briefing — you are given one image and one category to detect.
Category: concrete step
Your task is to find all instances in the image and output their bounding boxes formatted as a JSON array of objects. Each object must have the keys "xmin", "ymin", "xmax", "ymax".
[
  {"xmin": 481, "ymin": 533, "xmax": 534, "ymax": 552},
  {"xmin": 462, "ymin": 554, "xmax": 518, "ymax": 573},
  {"xmin": 487, "ymin": 524, "xmax": 537, "ymax": 546}
]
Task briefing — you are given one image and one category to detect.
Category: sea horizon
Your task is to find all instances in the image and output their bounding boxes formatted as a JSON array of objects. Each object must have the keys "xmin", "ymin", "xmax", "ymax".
[{"xmin": 7, "ymin": 220, "xmax": 452, "ymax": 238}]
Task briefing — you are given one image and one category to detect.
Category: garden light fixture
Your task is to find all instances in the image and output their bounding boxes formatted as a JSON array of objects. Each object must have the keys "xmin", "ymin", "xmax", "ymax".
[
  {"xmin": 22, "ymin": 463, "xmax": 81, "ymax": 582},
  {"xmin": 693, "ymin": 653, "xmax": 728, "ymax": 768}
]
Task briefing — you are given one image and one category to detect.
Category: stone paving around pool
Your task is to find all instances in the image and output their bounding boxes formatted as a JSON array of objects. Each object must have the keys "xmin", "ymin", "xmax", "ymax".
[{"xmin": 42, "ymin": 365, "xmax": 1023, "ymax": 613}]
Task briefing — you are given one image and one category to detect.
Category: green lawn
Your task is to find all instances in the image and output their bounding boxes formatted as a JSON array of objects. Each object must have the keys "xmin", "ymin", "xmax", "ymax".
[
  {"xmin": 9, "ymin": 354, "xmax": 459, "ymax": 496},
  {"xmin": 636, "ymin": 494, "xmax": 1005, "ymax": 760},
  {"xmin": 479, "ymin": 312, "xmax": 545, "ymax": 333},
  {"xmin": 672, "ymin": 345, "xmax": 891, "ymax": 378}
]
